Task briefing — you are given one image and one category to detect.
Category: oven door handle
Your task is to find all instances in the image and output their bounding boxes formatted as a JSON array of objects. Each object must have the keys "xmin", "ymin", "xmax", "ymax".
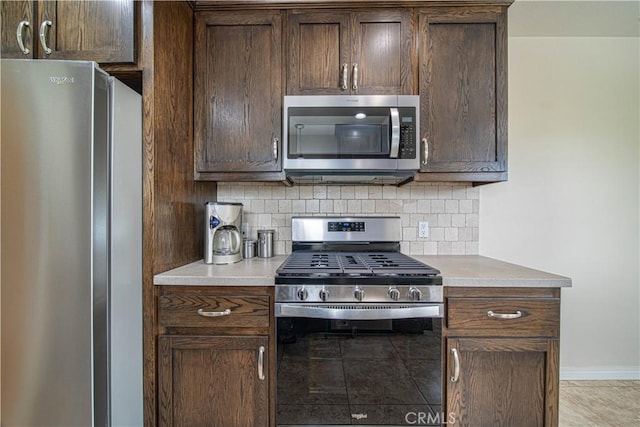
[
  {"xmin": 275, "ymin": 303, "xmax": 443, "ymax": 319},
  {"xmin": 389, "ymin": 107, "xmax": 400, "ymax": 158}
]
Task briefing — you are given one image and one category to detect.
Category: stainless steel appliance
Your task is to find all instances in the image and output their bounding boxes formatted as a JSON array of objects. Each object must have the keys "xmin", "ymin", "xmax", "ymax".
[
  {"xmin": 1, "ymin": 59, "xmax": 142, "ymax": 426},
  {"xmin": 205, "ymin": 201, "xmax": 243, "ymax": 264},
  {"xmin": 283, "ymin": 95, "xmax": 420, "ymax": 185},
  {"xmin": 275, "ymin": 217, "xmax": 443, "ymax": 426}
]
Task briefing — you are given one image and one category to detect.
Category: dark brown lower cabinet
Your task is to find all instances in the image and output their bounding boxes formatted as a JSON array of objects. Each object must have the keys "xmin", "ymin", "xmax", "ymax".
[
  {"xmin": 444, "ymin": 287, "xmax": 561, "ymax": 427},
  {"xmin": 158, "ymin": 335, "xmax": 269, "ymax": 427},
  {"xmin": 445, "ymin": 337, "xmax": 559, "ymax": 427},
  {"xmin": 157, "ymin": 286, "xmax": 274, "ymax": 427}
]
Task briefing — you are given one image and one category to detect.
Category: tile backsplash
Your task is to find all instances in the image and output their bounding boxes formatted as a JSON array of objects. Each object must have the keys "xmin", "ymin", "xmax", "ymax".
[{"xmin": 216, "ymin": 182, "xmax": 479, "ymax": 256}]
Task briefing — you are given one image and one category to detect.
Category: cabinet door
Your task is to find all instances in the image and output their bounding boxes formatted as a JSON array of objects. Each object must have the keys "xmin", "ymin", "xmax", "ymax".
[
  {"xmin": 1, "ymin": 1, "xmax": 35, "ymax": 58},
  {"xmin": 446, "ymin": 337, "xmax": 559, "ymax": 427},
  {"xmin": 418, "ymin": 8, "xmax": 507, "ymax": 179},
  {"xmin": 37, "ymin": 0, "xmax": 135, "ymax": 63},
  {"xmin": 287, "ymin": 10, "xmax": 415, "ymax": 95},
  {"xmin": 351, "ymin": 10, "xmax": 415, "ymax": 95},
  {"xmin": 287, "ymin": 11, "xmax": 350, "ymax": 95},
  {"xmin": 158, "ymin": 335, "xmax": 270, "ymax": 427},
  {"xmin": 194, "ymin": 11, "xmax": 282, "ymax": 176}
]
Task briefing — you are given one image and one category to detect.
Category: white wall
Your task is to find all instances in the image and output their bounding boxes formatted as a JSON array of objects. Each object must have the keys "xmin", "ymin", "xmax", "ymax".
[{"xmin": 480, "ymin": 1, "xmax": 640, "ymax": 379}]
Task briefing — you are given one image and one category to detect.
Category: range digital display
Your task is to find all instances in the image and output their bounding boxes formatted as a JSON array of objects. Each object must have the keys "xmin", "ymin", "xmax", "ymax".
[{"xmin": 328, "ymin": 221, "xmax": 365, "ymax": 232}]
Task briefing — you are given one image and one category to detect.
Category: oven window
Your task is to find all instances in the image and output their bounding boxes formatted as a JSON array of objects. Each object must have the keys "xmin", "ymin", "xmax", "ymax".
[
  {"xmin": 287, "ymin": 107, "xmax": 391, "ymax": 158},
  {"xmin": 276, "ymin": 317, "xmax": 442, "ymax": 426}
]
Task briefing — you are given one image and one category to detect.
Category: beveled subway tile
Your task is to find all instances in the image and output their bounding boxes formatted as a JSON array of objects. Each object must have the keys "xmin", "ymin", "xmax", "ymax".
[
  {"xmin": 217, "ymin": 181, "xmax": 480, "ymax": 256},
  {"xmin": 445, "ymin": 199, "xmax": 459, "ymax": 213}
]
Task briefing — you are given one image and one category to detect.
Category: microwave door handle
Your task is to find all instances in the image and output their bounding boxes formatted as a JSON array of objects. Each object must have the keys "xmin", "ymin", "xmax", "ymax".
[{"xmin": 390, "ymin": 107, "xmax": 400, "ymax": 158}]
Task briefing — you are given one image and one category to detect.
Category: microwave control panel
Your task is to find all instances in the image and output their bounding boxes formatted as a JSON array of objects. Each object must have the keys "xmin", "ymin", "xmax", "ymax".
[{"xmin": 398, "ymin": 108, "xmax": 417, "ymax": 159}]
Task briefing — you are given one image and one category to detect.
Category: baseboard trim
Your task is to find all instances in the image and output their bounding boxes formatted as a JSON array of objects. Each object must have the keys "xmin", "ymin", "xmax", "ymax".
[{"xmin": 560, "ymin": 366, "xmax": 640, "ymax": 380}]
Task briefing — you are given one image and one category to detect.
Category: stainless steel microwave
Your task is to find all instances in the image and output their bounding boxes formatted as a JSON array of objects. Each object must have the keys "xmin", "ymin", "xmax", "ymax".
[{"xmin": 283, "ymin": 95, "xmax": 420, "ymax": 185}]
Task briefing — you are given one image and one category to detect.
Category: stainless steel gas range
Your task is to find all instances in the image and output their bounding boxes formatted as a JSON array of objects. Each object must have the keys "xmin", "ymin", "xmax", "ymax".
[{"xmin": 275, "ymin": 217, "xmax": 444, "ymax": 427}]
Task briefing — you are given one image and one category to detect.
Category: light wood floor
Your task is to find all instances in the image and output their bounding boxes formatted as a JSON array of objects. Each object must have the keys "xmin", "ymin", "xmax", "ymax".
[{"xmin": 559, "ymin": 380, "xmax": 640, "ymax": 426}]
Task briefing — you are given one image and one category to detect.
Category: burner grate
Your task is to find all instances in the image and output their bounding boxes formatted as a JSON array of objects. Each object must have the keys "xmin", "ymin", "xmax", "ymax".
[{"xmin": 277, "ymin": 251, "xmax": 440, "ymax": 278}]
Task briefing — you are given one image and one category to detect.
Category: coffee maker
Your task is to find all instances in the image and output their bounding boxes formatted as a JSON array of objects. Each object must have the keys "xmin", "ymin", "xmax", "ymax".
[{"xmin": 205, "ymin": 201, "xmax": 243, "ymax": 264}]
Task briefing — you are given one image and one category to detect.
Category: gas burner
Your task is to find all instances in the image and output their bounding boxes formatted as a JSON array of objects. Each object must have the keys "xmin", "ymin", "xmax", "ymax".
[{"xmin": 310, "ymin": 262, "xmax": 329, "ymax": 268}]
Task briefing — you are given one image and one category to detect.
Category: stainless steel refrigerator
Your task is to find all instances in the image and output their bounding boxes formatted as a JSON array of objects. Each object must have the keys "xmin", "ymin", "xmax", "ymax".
[{"xmin": 1, "ymin": 60, "xmax": 143, "ymax": 426}]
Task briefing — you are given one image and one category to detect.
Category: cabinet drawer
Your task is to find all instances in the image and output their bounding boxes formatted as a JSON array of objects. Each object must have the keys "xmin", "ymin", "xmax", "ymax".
[
  {"xmin": 159, "ymin": 294, "xmax": 270, "ymax": 328},
  {"xmin": 447, "ymin": 298, "xmax": 560, "ymax": 337}
]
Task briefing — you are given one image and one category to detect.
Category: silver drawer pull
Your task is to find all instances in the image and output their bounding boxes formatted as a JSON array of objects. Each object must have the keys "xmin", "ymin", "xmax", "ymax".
[
  {"xmin": 197, "ymin": 308, "xmax": 231, "ymax": 317},
  {"xmin": 487, "ymin": 310, "xmax": 522, "ymax": 319}
]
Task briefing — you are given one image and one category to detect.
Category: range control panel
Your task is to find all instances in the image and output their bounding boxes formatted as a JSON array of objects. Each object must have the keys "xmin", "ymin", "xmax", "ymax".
[{"xmin": 328, "ymin": 221, "xmax": 365, "ymax": 232}]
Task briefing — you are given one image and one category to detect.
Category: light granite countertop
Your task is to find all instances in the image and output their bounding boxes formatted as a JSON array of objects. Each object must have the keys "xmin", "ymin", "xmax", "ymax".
[{"xmin": 153, "ymin": 255, "xmax": 572, "ymax": 288}]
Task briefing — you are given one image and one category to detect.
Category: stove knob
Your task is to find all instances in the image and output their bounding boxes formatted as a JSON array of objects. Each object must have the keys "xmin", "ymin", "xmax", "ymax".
[
  {"xmin": 319, "ymin": 288, "xmax": 330, "ymax": 302},
  {"xmin": 354, "ymin": 287, "xmax": 365, "ymax": 302},
  {"xmin": 297, "ymin": 288, "xmax": 308, "ymax": 301},
  {"xmin": 408, "ymin": 287, "xmax": 422, "ymax": 301},
  {"xmin": 388, "ymin": 287, "xmax": 400, "ymax": 301}
]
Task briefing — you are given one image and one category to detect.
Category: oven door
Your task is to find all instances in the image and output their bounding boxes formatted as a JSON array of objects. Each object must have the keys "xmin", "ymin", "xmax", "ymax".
[{"xmin": 275, "ymin": 303, "xmax": 443, "ymax": 426}]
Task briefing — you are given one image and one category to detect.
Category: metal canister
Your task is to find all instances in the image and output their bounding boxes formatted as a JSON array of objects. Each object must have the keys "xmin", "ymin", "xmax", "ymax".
[
  {"xmin": 257, "ymin": 229, "xmax": 275, "ymax": 258},
  {"xmin": 242, "ymin": 239, "xmax": 257, "ymax": 259}
]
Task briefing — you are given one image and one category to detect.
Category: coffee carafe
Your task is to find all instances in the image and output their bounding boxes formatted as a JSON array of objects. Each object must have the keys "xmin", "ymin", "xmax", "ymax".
[{"xmin": 205, "ymin": 201, "xmax": 243, "ymax": 264}]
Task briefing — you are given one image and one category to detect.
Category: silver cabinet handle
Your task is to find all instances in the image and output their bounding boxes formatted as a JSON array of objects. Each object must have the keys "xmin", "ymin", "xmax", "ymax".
[
  {"xmin": 341, "ymin": 63, "xmax": 348, "ymax": 90},
  {"xmin": 196, "ymin": 308, "xmax": 231, "ymax": 317},
  {"xmin": 352, "ymin": 63, "xmax": 358, "ymax": 91},
  {"xmin": 422, "ymin": 138, "xmax": 429, "ymax": 166},
  {"xmin": 487, "ymin": 310, "xmax": 523, "ymax": 319},
  {"xmin": 39, "ymin": 20, "xmax": 52, "ymax": 55},
  {"xmin": 16, "ymin": 21, "xmax": 30, "ymax": 55},
  {"xmin": 272, "ymin": 137, "xmax": 279, "ymax": 162},
  {"xmin": 451, "ymin": 348, "xmax": 460, "ymax": 383},
  {"xmin": 258, "ymin": 345, "xmax": 265, "ymax": 380}
]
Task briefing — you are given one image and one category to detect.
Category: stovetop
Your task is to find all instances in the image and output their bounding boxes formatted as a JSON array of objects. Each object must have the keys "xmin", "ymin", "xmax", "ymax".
[
  {"xmin": 275, "ymin": 217, "xmax": 443, "ymax": 303},
  {"xmin": 276, "ymin": 251, "xmax": 440, "ymax": 278}
]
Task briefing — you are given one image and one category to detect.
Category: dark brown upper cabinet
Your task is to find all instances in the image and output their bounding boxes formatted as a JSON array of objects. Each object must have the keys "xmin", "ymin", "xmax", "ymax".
[
  {"xmin": 287, "ymin": 9, "xmax": 415, "ymax": 95},
  {"xmin": 194, "ymin": 10, "xmax": 284, "ymax": 181},
  {"xmin": 1, "ymin": 0, "xmax": 135, "ymax": 65},
  {"xmin": 416, "ymin": 7, "xmax": 508, "ymax": 183}
]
